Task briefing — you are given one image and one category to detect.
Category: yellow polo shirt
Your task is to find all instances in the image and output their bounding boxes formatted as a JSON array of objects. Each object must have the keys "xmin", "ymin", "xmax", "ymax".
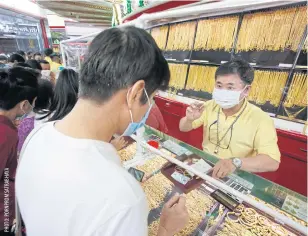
[
  {"xmin": 192, "ymin": 99, "xmax": 280, "ymax": 162},
  {"xmin": 44, "ymin": 56, "xmax": 52, "ymax": 64}
]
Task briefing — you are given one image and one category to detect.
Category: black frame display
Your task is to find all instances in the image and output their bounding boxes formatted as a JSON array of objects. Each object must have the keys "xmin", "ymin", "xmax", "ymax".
[{"xmin": 149, "ymin": 1, "xmax": 307, "ymax": 123}]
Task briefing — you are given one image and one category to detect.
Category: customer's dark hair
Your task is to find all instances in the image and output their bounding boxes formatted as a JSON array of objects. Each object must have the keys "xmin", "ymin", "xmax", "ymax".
[
  {"xmin": 44, "ymin": 48, "xmax": 53, "ymax": 57},
  {"xmin": 9, "ymin": 53, "xmax": 25, "ymax": 63},
  {"xmin": 80, "ymin": 26, "xmax": 170, "ymax": 104},
  {"xmin": 34, "ymin": 79, "xmax": 54, "ymax": 113},
  {"xmin": 40, "ymin": 69, "xmax": 79, "ymax": 121},
  {"xmin": 34, "ymin": 52, "xmax": 42, "ymax": 57},
  {"xmin": 14, "ymin": 62, "xmax": 31, "ymax": 68},
  {"xmin": 39, "ymin": 60, "xmax": 49, "ymax": 65},
  {"xmin": 16, "ymin": 50, "xmax": 26, "ymax": 57},
  {"xmin": 0, "ymin": 55, "xmax": 8, "ymax": 61},
  {"xmin": 215, "ymin": 58, "xmax": 254, "ymax": 85},
  {"xmin": 0, "ymin": 67, "xmax": 38, "ymax": 110},
  {"xmin": 26, "ymin": 59, "xmax": 42, "ymax": 71}
]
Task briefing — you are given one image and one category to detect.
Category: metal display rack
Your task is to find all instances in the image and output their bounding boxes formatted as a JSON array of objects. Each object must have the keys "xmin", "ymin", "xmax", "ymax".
[{"xmin": 148, "ymin": 1, "xmax": 307, "ymax": 123}]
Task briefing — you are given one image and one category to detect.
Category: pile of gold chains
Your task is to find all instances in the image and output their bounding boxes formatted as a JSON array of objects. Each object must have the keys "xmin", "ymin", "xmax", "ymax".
[
  {"xmin": 148, "ymin": 190, "xmax": 214, "ymax": 236},
  {"xmin": 284, "ymin": 72, "xmax": 307, "ymax": 108},
  {"xmin": 186, "ymin": 65, "xmax": 218, "ymax": 93},
  {"xmin": 248, "ymin": 70, "xmax": 288, "ymax": 107},
  {"xmin": 168, "ymin": 63, "xmax": 188, "ymax": 89},
  {"xmin": 151, "ymin": 26, "xmax": 168, "ymax": 50},
  {"xmin": 166, "ymin": 22, "xmax": 196, "ymax": 51},
  {"xmin": 194, "ymin": 16, "xmax": 239, "ymax": 51},
  {"xmin": 237, "ymin": 6, "xmax": 306, "ymax": 51},
  {"xmin": 217, "ymin": 205, "xmax": 296, "ymax": 236}
]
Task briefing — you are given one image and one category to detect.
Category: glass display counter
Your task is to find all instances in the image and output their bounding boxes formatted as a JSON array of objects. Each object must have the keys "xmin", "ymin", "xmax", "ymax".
[{"xmin": 118, "ymin": 126, "xmax": 307, "ymax": 236}]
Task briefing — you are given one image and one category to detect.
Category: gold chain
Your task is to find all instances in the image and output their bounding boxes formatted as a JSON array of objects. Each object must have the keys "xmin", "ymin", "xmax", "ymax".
[
  {"xmin": 237, "ymin": 6, "xmax": 306, "ymax": 51},
  {"xmin": 194, "ymin": 16, "xmax": 239, "ymax": 51},
  {"xmin": 168, "ymin": 63, "xmax": 188, "ymax": 89},
  {"xmin": 248, "ymin": 70, "xmax": 288, "ymax": 107},
  {"xmin": 151, "ymin": 26, "xmax": 168, "ymax": 50}
]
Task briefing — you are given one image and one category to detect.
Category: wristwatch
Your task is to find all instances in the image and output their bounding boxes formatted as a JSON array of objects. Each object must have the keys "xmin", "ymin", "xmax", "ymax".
[{"xmin": 232, "ymin": 158, "xmax": 242, "ymax": 170}]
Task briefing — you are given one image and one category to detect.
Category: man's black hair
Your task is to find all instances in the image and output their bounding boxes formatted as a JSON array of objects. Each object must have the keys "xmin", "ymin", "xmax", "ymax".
[
  {"xmin": 80, "ymin": 26, "xmax": 170, "ymax": 104},
  {"xmin": 0, "ymin": 55, "xmax": 8, "ymax": 61},
  {"xmin": 44, "ymin": 48, "xmax": 53, "ymax": 57},
  {"xmin": 215, "ymin": 58, "xmax": 254, "ymax": 85},
  {"xmin": 34, "ymin": 79, "xmax": 54, "ymax": 113},
  {"xmin": 16, "ymin": 50, "xmax": 26, "ymax": 57},
  {"xmin": 0, "ymin": 67, "xmax": 38, "ymax": 110},
  {"xmin": 40, "ymin": 69, "xmax": 79, "ymax": 121},
  {"xmin": 9, "ymin": 53, "xmax": 25, "ymax": 63},
  {"xmin": 26, "ymin": 60, "xmax": 42, "ymax": 71},
  {"xmin": 14, "ymin": 62, "xmax": 32, "ymax": 68},
  {"xmin": 39, "ymin": 60, "xmax": 50, "ymax": 65},
  {"xmin": 34, "ymin": 52, "xmax": 42, "ymax": 57}
]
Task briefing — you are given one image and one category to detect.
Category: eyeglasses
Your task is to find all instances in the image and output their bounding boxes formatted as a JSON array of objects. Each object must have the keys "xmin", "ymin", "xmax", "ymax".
[{"xmin": 208, "ymin": 120, "xmax": 233, "ymax": 150}]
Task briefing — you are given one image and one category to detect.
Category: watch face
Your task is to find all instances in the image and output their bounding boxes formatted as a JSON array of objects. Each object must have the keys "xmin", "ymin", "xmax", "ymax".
[{"xmin": 233, "ymin": 158, "xmax": 241, "ymax": 168}]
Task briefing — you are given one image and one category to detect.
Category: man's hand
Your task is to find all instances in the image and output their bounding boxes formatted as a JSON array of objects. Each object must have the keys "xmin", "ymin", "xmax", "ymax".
[
  {"xmin": 158, "ymin": 193, "xmax": 189, "ymax": 236},
  {"xmin": 212, "ymin": 159, "xmax": 236, "ymax": 179},
  {"xmin": 186, "ymin": 102, "xmax": 205, "ymax": 121},
  {"xmin": 110, "ymin": 137, "xmax": 128, "ymax": 151}
]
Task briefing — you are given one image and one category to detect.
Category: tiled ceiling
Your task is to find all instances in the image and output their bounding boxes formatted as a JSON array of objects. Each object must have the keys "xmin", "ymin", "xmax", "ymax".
[{"xmin": 36, "ymin": 0, "xmax": 114, "ymax": 27}]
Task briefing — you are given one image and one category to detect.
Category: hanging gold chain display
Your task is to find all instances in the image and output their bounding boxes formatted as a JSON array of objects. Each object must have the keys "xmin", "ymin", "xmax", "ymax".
[
  {"xmin": 151, "ymin": 26, "xmax": 169, "ymax": 50},
  {"xmin": 186, "ymin": 65, "xmax": 217, "ymax": 93},
  {"xmin": 168, "ymin": 63, "xmax": 188, "ymax": 89},
  {"xmin": 284, "ymin": 72, "xmax": 308, "ymax": 108},
  {"xmin": 166, "ymin": 22, "xmax": 196, "ymax": 51},
  {"xmin": 248, "ymin": 70, "xmax": 288, "ymax": 107},
  {"xmin": 237, "ymin": 6, "xmax": 306, "ymax": 51},
  {"xmin": 194, "ymin": 16, "xmax": 239, "ymax": 51}
]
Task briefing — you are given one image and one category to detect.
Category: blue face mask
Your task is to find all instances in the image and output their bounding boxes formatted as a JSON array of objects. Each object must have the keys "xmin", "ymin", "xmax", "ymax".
[{"xmin": 122, "ymin": 89, "xmax": 153, "ymax": 137}]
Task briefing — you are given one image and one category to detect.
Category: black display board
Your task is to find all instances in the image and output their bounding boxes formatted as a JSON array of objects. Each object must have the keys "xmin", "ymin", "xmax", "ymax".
[{"xmin": 150, "ymin": 1, "xmax": 307, "ymax": 123}]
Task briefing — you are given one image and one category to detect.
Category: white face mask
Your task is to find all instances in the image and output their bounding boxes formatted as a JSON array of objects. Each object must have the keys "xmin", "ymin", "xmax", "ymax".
[{"xmin": 212, "ymin": 87, "xmax": 247, "ymax": 109}]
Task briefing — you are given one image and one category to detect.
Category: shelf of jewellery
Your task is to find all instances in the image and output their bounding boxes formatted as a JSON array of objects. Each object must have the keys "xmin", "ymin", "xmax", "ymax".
[
  {"xmin": 148, "ymin": 1, "xmax": 308, "ymax": 123},
  {"xmin": 118, "ymin": 126, "xmax": 308, "ymax": 236},
  {"xmin": 165, "ymin": 60, "xmax": 307, "ymax": 123},
  {"xmin": 148, "ymin": 2, "xmax": 307, "ymax": 66}
]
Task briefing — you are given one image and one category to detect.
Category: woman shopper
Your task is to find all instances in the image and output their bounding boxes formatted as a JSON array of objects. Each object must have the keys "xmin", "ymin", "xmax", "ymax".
[
  {"xmin": 0, "ymin": 67, "xmax": 38, "ymax": 235},
  {"xmin": 17, "ymin": 78, "xmax": 54, "ymax": 153},
  {"xmin": 40, "ymin": 68, "xmax": 79, "ymax": 121}
]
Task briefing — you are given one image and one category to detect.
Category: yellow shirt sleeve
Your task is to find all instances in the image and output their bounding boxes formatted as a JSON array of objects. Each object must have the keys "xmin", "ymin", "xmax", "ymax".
[{"xmin": 253, "ymin": 116, "xmax": 281, "ymax": 162}]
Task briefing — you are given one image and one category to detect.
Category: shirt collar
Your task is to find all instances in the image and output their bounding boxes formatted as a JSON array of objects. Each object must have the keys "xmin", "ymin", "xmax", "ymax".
[
  {"xmin": 215, "ymin": 99, "xmax": 248, "ymax": 117},
  {"xmin": 0, "ymin": 115, "xmax": 17, "ymax": 130}
]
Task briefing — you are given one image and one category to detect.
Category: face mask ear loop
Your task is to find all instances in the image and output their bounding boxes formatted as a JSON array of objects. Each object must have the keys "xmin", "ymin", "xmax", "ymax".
[
  {"xmin": 127, "ymin": 89, "xmax": 134, "ymax": 123},
  {"xmin": 239, "ymin": 85, "xmax": 248, "ymax": 103},
  {"xmin": 144, "ymin": 89, "xmax": 151, "ymax": 106}
]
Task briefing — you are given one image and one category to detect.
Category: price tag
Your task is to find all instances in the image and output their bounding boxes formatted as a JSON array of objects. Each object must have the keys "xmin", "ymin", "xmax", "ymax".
[{"xmin": 171, "ymin": 171, "xmax": 191, "ymax": 185}]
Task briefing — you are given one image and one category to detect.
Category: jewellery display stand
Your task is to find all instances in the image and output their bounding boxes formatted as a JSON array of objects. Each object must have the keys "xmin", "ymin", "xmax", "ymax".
[
  {"xmin": 149, "ymin": 1, "xmax": 307, "ymax": 124},
  {"xmin": 118, "ymin": 127, "xmax": 307, "ymax": 235}
]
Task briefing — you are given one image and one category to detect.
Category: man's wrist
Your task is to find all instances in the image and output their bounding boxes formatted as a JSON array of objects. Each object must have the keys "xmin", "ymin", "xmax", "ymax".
[{"xmin": 231, "ymin": 157, "xmax": 242, "ymax": 170}]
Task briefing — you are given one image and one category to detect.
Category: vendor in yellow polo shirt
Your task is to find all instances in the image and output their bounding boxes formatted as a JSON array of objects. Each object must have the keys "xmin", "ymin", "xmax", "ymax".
[
  {"xmin": 179, "ymin": 59, "xmax": 280, "ymax": 179},
  {"xmin": 50, "ymin": 53, "xmax": 63, "ymax": 74},
  {"xmin": 44, "ymin": 48, "xmax": 53, "ymax": 63}
]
